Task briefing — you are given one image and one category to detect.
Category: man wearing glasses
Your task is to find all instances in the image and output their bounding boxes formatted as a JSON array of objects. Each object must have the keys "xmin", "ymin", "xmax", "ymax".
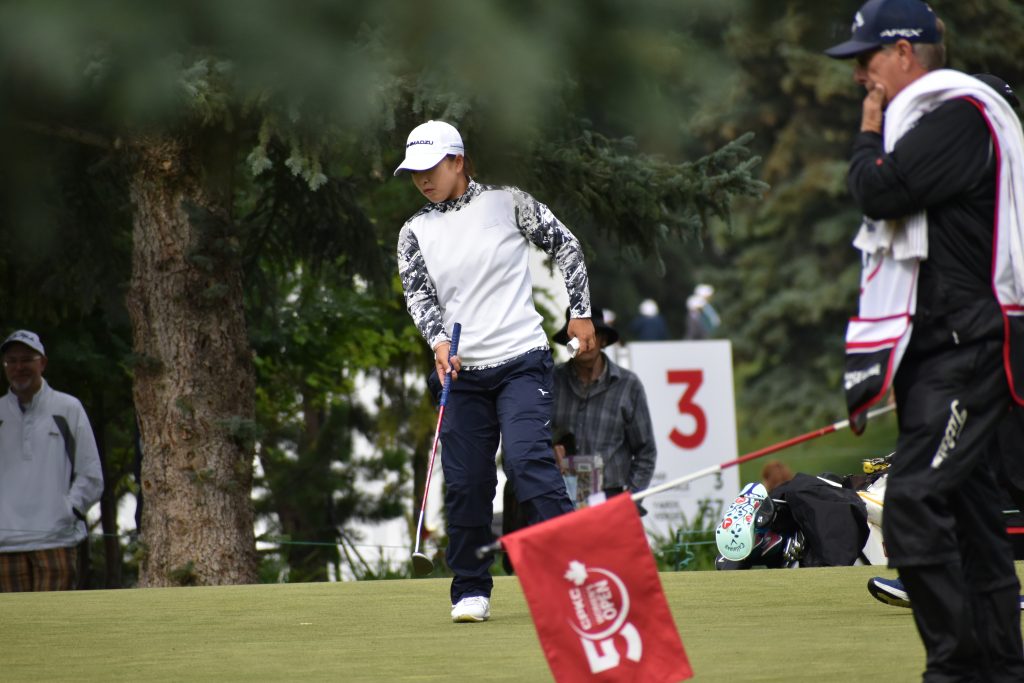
[{"xmin": 0, "ymin": 330, "xmax": 103, "ymax": 591}]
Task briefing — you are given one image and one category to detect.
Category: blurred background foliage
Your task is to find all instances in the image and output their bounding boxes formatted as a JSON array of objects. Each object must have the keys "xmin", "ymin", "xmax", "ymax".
[{"xmin": 0, "ymin": 0, "xmax": 1020, "ymax": 583}]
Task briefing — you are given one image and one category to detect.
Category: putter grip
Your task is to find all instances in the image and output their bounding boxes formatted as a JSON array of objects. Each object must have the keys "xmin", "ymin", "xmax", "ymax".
[{"xmin": 438, "ymin": 323, "xmax": 461, "ymax": 407}]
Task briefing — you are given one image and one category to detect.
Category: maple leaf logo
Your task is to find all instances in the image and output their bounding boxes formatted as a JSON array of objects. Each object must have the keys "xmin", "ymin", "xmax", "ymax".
[{"xmin": 564, "ymin": 560, "xmax": 588, "ymax": 586}]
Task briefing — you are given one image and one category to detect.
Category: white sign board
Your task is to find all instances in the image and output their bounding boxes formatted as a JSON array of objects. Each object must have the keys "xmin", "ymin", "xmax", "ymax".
[{"xmin": 624, "ymin": 340, "xmax": 739, "ymax": 541}]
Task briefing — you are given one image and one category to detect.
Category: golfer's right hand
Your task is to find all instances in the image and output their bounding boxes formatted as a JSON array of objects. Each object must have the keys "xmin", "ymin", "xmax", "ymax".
[{"xmin": 434, "ymin": 342, "xmax": 461, "ymax": 382}]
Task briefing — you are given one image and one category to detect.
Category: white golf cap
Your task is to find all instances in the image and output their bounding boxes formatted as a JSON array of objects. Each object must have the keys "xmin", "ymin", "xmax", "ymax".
[
  {"xmin": 695, "ymin": 283, "xmax": 715, "ymax": 299},
  {"xmin": 1, "ymin": 329, "xmax": 45, "ymax": 356},
  {"xmin": 393, "ymin": 120, "xmax": 465, "ymax": 176}
]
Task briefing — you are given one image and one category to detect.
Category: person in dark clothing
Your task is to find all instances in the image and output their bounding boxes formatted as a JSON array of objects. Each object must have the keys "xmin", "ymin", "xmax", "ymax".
[
  {"xmin": 827, "ymin": 1, "xmax": 1024, "ymax": 680},
  {"xmin": 868, "ymin": 404, "xmax": 1024, "ymax": 612},
  {"xmin": 628, "ymin": 299, "xmax": 669, "ymax": 341},
  {"xmin": 867, "ymin": 73, "xmax": 1024, "ymax": 610}
]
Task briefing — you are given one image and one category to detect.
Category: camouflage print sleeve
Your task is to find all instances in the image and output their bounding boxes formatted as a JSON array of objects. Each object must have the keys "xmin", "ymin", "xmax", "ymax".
[
  {"xmin": 510, "ymin": 187, "xmax": 592, "ymax": 319},
  {"xmin": 397, "ymin": 222, "xmax": 448, "ymax": 349}
]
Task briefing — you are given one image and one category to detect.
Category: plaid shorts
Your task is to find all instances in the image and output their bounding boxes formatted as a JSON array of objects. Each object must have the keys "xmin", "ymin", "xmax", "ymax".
[{"xmin": 0, "ymin": 546, "xmax": 78, "ymax": 592}]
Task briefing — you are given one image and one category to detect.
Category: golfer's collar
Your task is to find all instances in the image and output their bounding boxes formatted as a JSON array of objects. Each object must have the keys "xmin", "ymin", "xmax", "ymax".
[{"xmin": 432, "ymin": 179, "xmax": 482, "ymax": 214}]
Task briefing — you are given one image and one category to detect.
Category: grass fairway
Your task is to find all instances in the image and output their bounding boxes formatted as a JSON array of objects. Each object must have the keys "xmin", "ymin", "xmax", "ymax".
[{"xmin": 4, "ymin": 564, "xmax": 1022, "ymax": 682}]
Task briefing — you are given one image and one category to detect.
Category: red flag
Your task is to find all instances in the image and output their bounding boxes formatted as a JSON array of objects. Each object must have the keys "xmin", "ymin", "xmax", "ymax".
[{"xmin": 503, "ymin": 494, "xmax": 693, "ymax": 683}]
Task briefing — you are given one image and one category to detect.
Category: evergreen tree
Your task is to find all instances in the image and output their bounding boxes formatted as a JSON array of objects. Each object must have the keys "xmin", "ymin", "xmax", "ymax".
[
  {"xmin": 698, "ymin": 0, "xmax": 1024, "ymax": 437},
  {"xmin": 0, "ymin": 0, "xmax": 767, "ymax": 583}
]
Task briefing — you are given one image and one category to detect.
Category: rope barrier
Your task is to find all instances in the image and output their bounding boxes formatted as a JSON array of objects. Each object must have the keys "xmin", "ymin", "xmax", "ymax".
[
  {"xmin": 0, "ymin": 529, "xmax": 420, "ymax": 551},
  {"xmin": 9, "ymin": 501, "xmax": 1018, "ymax": 555}
]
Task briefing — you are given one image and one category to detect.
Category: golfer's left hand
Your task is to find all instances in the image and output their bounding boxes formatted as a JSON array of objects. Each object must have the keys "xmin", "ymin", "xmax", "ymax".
[{"xmin": 567, "ymin": 317, "xmax": 597, "ymax": 354}]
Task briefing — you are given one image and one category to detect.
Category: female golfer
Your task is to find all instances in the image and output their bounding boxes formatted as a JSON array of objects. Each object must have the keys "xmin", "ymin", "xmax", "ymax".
[{"xmin": 395, "ymin": 120, "xmax": 596, "ymax": 622}]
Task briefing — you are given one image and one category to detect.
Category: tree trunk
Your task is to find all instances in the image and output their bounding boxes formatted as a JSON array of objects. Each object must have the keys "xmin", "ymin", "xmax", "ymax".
[
  {"xmin": 125, "ymin": 135, "xmax": 258, "ymax": 586},
  {"xmin": 92, "ymin": 400, "xmax": 123, "ymax": 588}
]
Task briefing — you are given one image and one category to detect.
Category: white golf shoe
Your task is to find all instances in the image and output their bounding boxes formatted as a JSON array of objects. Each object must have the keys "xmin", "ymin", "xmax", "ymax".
[{"xmin": 451, "ymin": 596, "xmax": 490, "ymax": 623}]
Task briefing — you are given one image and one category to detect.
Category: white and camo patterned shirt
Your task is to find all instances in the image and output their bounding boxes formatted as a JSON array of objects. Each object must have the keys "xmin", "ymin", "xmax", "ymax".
[{"xmin": 397, "ymin": 179, "xmax": 591, "ymax": 368}]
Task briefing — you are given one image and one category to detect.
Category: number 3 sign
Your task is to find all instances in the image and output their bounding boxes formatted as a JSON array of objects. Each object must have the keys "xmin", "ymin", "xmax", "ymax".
[
  {"xmin": 624, "ymin": 340, "xmax": 739, "ymax": 539},
  {"xmin": 666, "ymin": 370, "xmax": 706, "ymax": 449}
]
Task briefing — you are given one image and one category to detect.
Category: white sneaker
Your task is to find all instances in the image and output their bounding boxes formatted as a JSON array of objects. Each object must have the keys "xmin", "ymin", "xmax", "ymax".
[{"xmin": 451, "ymin": 596, "xmax": 490, "ymax": 623}]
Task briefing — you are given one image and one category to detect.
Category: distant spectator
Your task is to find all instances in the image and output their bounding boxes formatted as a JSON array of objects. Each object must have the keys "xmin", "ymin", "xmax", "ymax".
[
  {"xmin": 684, "ymin": 295, "xmax": 710, "ymax": 340},
  {"xmin": 0, "ymin": 330, "xmax": 103, "ymax": 592},
  {"xmin": 629, "ymin": 298, "xmax": 670, "ymax": 341},
  {"xmin": 685, "ymin": 283, "xmax": 720, "ymax": 340},
  {"xmin": 694, "ymin": 284, "xmax": 720, "ymax": 328}
]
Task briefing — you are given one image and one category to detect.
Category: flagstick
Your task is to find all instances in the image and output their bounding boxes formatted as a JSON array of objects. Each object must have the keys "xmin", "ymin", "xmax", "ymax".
[{"xmin": 632, "ymin": 403, "xmax": 896, "ymax": 503}]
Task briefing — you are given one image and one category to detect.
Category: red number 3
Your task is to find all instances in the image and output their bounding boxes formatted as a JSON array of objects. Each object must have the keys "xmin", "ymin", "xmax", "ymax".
[{"xmin": 667, "ymin": 370, "xmax": 707, "ymax": 449}]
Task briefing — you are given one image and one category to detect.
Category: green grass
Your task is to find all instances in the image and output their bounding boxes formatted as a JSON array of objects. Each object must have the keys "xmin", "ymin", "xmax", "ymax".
[{"xmin": 8, "ymin": 563, "xmax": 1020, "ymax": 682}]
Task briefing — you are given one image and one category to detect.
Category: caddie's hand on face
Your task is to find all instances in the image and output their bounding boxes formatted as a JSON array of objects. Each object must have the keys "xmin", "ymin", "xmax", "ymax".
[
  {"xmin": 434, "ymin": 342, "xmax": 461, "ymax": 383},
  {"xmin": 861, "ymin": 83, "xmax": 886, "ymax": 134},
  {"xmin": 566, "ymin": 317, "xmax": 597, "ymax": 355}
]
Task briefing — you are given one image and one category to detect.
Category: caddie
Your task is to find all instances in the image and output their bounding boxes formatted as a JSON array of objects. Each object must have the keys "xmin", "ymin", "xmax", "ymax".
[{"xmin": 826, "ymin": 0, "xmax": 1024, "ymax": 679}]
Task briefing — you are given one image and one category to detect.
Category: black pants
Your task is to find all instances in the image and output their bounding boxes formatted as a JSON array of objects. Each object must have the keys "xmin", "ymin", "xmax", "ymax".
[
  {"xmin": 886, "ymin": 340, "xmax": 1024, "ymax": 682},
  {"xmin": 438, "ymin": 349, "xmax": 574, "ymax": 604}
]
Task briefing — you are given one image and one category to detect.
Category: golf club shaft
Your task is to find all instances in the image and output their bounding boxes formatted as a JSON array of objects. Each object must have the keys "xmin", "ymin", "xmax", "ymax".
[
  {"xmin": 632, "ymin": 403, "xmax": 895, "ymax": 503},
  {"xmin": 413, "ymin": 390, "xmax": 447, "ymax": 557},
  {"xmin": 413, "ymin": 323, "xmax": 461, "ymax": 555}
]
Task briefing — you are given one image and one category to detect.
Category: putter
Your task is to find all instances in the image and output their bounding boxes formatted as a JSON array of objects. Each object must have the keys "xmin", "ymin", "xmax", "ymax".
[{"xmin": 412, "ymin": 322, "xmax": 461, "ymax": 576}]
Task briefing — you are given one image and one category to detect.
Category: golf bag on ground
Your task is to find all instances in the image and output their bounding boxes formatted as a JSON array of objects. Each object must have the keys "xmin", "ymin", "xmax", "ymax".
[{"xmin": 716, "ymin": 462, "xmax": 888, "ymax": 570}]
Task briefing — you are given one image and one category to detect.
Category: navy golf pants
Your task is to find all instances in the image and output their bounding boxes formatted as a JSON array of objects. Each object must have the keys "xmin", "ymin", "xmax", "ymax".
[
  {"xmin": 436, "ymin": 348, "xmax": 575, "ymax": 603},
  {"xmin": 886, "ymin": 339, "xmax": 1024, "ymax": 682}
]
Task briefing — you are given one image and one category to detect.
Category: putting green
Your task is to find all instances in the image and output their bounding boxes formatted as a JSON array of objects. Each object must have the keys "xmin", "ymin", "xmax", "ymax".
[{"xmin": 3, "ymin": 564, "xmax": 1020, "ymax": 681}]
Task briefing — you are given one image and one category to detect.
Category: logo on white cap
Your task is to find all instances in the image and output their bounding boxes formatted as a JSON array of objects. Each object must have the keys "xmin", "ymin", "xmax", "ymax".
[
  {"xmin": 393, "ymin": 120, "xmax": 465, "ymax": 176},
  {"xmin": 1, "ymin": 329, "xmax": 45, "ymax": 356}
]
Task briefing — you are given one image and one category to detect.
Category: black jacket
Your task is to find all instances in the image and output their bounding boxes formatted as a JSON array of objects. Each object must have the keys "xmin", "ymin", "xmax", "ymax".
[{"xmin": 847, "ymin": 97, "xmax": 1003, "ymax": 354}]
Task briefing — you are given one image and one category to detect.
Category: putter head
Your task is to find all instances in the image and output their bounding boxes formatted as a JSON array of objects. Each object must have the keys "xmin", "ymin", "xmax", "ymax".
[
  {"xmin": 411, "ymin": 552, "xmax": 434, "ymax": 576},
  {"xmin": 475, "ymin": 541, "xmax": 502, "ymax": 560}
]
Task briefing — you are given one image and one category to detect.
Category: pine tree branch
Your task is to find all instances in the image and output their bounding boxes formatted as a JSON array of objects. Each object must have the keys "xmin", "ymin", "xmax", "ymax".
[{"xmin": 13, "ymin": 118, "xmax": 118, "ymax": 150}]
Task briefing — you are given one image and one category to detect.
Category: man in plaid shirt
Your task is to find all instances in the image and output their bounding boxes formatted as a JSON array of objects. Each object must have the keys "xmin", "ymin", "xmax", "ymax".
[{"xmin": 551, "ymin": 307, "xmax": 657, "ymax": 507}]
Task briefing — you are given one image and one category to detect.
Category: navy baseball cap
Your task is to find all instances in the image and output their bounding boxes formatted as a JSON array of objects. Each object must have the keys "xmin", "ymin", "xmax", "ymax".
[{"xmin": 825, "ymin": 0, "xmax": 941, "ymax": 59}]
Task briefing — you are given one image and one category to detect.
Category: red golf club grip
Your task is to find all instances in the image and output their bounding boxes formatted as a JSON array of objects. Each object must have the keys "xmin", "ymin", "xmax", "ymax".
[{"xmin": 438, "ymin": 323, "xmax": 461, "ymax": 407}]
